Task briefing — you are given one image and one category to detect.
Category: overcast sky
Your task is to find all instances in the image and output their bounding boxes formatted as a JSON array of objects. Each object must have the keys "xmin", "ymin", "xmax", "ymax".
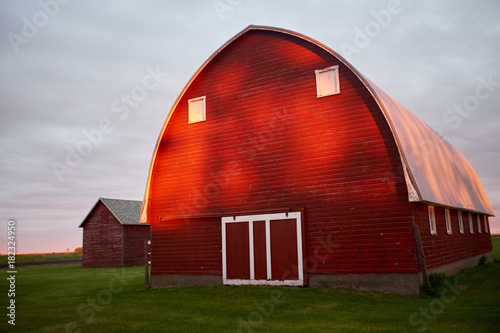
[{"xmin": 1, "ymin": 0, "xmax": 499, "ymax": 253}]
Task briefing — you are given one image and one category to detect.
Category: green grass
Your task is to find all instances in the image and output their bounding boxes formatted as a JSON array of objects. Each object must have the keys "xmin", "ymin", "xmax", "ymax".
[
  {"xmin": 0, "ymin": 252, "xmax": 82, "ymax": 264},
  {"xmin": 491, "ymin": 236, "xmax": 500, "ymax": 262},
  {"xmin": 1, "ymin": 239, "xmax": 499, "ymax": 332}
]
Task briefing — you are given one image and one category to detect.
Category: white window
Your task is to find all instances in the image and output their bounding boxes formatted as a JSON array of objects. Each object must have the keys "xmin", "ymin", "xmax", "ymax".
[
  {"xmin": 477, "ymin": 215, "xmax": 482, "ymax": 233},
  {"xmin": 315, "ymin": 65, "xmax": 340, "ymax": 97},
  {"xmin": 428, "ymin": 206, "xmax": 437, "ymax": 235},
  {"xmin": 445, "ymin": 209, "xmax": 452, "ymax": 234},
  {"xmin": 188, "ymin": 96, "xmax": 206, "ymax": 124},
  {"xmin": 458, "ymin": 211, "xmax": 464, "ymax": 234},
  {"xmin": 468, "ymin": 213, "xmax": 474, "ymax": 234},
  {"xmin": 484, "ymin": 216, "xmax": 489, "ymax": 233}
]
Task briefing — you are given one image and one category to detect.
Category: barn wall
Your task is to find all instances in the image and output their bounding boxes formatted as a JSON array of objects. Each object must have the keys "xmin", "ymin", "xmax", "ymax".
[
  {"xmin": 414, "ymin": 203, "xmax": 493, "ymax": 271},
  {"xmin": 82, "ymin": 202, "xmax": 123, "ymax": 267},
  {"xmin": 151, "ymin": 217, "xmax": 222, "ymax": 285},
  {"xmin": 123, "ymin": 225, "xmax": 150, "ymax": 267},
  {"xmin": 149, "ymin": 29, "xmax": 419, "ymax": 279}
]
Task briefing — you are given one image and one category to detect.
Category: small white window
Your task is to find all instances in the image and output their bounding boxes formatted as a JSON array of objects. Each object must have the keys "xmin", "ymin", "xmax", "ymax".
[
  {"xmin": 484, "ymin": 216, "xmax": 489, "ymax": 233},
  {"xmin": 468, "ymin": 213, "xmax": 474, "ymax": 234},
  {"xmin": 458, "ymin": 211, "xmax": 464, "ymax": 234},
  {"xmin": 188, "ymin": 96, "xmax": 206, "ymax": 124},
  {"xmin": 315, "ymin": 65, "xmax": 340, "ymax": 98},
  {"xmin": 477, "ymin": 215, "xmax": 482, "ymax": 233},
  {"xmin": 428, "ymin": 206, "xmax": 437, "ymax": 235},
  {"xmin": 445, "ymin": 209, "xmax": 452, "ymax": 234}
]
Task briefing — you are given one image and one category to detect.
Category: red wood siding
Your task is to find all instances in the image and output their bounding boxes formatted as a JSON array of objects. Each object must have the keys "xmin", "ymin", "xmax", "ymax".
[
  {"xmin": 82, "ymin": 202, "xmax": 123, "ymax": 267},
  {"xmin": 151, "ymin": 217, "xmax": 221, "ymax": 275},
  {"xmin": 414, "ymin": 204, "xmax": 493, "ymax": 269},
  {"xmin": 123, "ymin": 225, "xmax": 150, "ymax": 266},
  {"xmin": 149, "ymin": 30, "xmax": 418, "ymax": 276}
]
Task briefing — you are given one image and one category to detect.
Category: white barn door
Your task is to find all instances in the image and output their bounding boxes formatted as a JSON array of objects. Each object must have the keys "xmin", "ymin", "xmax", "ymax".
[{"xmin": 222, "ymin": 212, "xmax": 303, "ymax": 286}]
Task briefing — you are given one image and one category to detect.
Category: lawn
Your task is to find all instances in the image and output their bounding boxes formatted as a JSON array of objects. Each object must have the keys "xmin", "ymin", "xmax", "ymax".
[
  {"xmin": 1, "ymin": 239, "xmax": 499, "ymax": 332},
  {"xmin": 491, "ymin": 236, "xmax": 500, "ymax": 261}
]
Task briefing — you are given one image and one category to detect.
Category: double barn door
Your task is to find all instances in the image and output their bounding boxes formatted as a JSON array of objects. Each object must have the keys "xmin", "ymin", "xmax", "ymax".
[{"xmin": 222, "ymin": 212, "xmax": 303, "ymax": 286}]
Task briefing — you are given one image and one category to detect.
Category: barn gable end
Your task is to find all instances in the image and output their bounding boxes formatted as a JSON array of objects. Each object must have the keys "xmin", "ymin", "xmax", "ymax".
[{"xmin": 140, "ymin": 26, "xmax": 494, "ymax": 293}]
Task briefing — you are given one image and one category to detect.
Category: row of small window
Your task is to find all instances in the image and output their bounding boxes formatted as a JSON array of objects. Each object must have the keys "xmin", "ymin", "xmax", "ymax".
[
  {"xmin": 187, "ymin": 65, "xmax": 341, "ymax": 124},
  {"xmin": 428, "ymin": 206, "xmax": 489, "ymax": 235}
]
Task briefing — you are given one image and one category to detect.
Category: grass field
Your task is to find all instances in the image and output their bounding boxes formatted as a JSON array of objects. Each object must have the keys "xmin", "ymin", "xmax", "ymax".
[
  {"xmin": 1, "ymin": 239, "xmax": 499, "ymax": 332},
  {"xmin": 0, "ymin": 252, "xmax": 82, "ymax": 264}
]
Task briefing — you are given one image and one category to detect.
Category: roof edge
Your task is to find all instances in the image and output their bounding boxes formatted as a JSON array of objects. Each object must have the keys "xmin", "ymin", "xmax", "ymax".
[
  {"xmin": 140, "ymin": 25, "xmax": 257, "ymax": 223},
  {"xmin": 81, "ymin": 197, "xmax": 144, "ymax": 227},
  {"xmin": 139, "ymin": 24, "xmax": 421, "ymax": 223},
  {"xmin": 79, "ymin": 197, "xmax": 103, "ymax": 228},
  {"xmin": 139, "ymin": 25, "xmax": 494, "ymax": 221}
]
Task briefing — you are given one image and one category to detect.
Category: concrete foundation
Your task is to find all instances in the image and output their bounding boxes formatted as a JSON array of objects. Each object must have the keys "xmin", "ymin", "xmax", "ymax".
[
  {"xmin": 150, "ymin": 252, "xmax": 493, "ymax": 293},
  {"xmin": 308, "ymin": 251, "xmax": 493, "ymax": 294},
  {"xmin": 151, "ymin": 274, "xmax": 222, "ymax": 288},
  {"xmin": 427, "ymin": 251, "xmax": 493, "ymax": 276},
  {"xmin": 308, "ymin": 273, "xmax": 423, "ymax": 294}
]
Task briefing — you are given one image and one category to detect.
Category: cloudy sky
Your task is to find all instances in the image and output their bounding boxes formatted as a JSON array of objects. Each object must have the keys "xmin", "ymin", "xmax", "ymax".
[{"xmin": 1, "ymin": 0, "xmax": 499, "ymax": 253}]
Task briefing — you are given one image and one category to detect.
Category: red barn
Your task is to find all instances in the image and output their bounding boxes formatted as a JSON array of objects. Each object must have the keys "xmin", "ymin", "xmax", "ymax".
[
  {"xmin": 80, "ymin": 198, "xmax": 150, "ymax": 267},
  {"xmin": 140, "ymin": 26, "xmax": 494, "ymax": 293}
]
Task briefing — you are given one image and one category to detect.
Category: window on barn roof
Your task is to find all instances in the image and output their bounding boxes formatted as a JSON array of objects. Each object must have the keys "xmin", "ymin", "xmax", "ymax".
[
  {"xmin": 428, "ymin": 206, "xmax": 437, "ymax": 235},
  {"xmin": 468, "ymin": 213, "xmax": 474, "ymax": 234},
  {"xmin": 445, "ymin": 209, "xmax": 452, "ymax": 234},
  {"xmin": 315, "ymin": 65, "xmax": 339, "ymax": 98},
  {"xmin": 188, "ymin": 96, "xmax": 206, "ymax": 124},
  {"xmin": 458, "ymin": 211, "xmax": 464, "ymax": 234}
]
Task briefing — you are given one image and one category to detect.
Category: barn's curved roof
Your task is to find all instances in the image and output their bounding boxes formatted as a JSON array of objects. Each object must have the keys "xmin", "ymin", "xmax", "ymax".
[{"xmin": 140, "ymin": 25, "xmax": 494, "ymax": 222}]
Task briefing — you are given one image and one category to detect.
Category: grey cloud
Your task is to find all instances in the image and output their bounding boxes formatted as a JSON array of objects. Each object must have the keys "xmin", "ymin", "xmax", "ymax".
[{"xmin": 1, "ymin": 0, "xmax": 499, "ymax": 252}]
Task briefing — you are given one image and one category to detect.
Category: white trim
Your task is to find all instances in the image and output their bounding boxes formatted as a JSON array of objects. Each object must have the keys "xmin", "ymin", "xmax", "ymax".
[
  {"xmin": 468, "ymin": 213, "xmax": 474, "ymax": 234},
  {"xmin": 484, "ymin": 215, "xmax": 489, "ymax": 233},
  {"xmin": 224, "ymin": 279, "xmax": 304, "ymax": 286},
  {"xmin": 428, "ymin": 206, "xmax": 437, "ymax": 235},
  {"xmin": 445, "ymin": 209, "xmax": 452, "ymax": 234},
  {"xmin": 296, "ymin": 213, "xmax": 303, "ymax": 280},
  {"xmin": 477, "ymin": 215, "xmax": 482, "ymax": 233},
  {"xmin": 221, "ymin": 212, "xmax": 303, "ymax": 286},
  {"xmin": 248, "ymin": 220, "xmax": 254, "ymax": 280},
  {"xmin": 221, "ymin": 217, "xmax": 227, "ymax": 280},
  {"xmin": 315, "ymin": 65, "xmax": 340, "ymax": 98},
  {"xmin": 188, "ymin": 95, "xmax": 206, "ymax": 124},
  {"xmin": 265, "ymin": 219, "xmax": 272, "ymax": 280},
  {"xmin": 458, "ymin": 211, "xmax": 464, "ymax": 234},
  {"xmin": 222, "ymin": 212, "xmax": 301, "ymax": 223}
]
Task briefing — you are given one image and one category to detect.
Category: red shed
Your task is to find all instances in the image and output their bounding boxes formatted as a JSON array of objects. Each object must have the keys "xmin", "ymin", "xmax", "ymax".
[
  {"xmin": 80, "ymin": 198, "xmax": 150, "ymax": 267},
  {"xmin": 140, "ymin": 26, "xmax": 494, "ymax": 293}
]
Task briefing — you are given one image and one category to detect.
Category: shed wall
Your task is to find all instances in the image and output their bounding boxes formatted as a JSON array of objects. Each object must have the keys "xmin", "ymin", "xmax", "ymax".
[
  {"xmin": 82, "ymin": 202, "xmax": 123, "ymax": 267},
  {"xmin": 123, "ymin": 225, "xmax": 151, "ymax": 266}
]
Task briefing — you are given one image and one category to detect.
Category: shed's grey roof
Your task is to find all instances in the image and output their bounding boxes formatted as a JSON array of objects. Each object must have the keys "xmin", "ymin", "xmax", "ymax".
[
  {"xmin": 80, "ymin": 198, "xmax": 146, "ymax": 227},
  {"xmin": 100, "ymin": 198, "xmax": 144, "ymax": 225}
]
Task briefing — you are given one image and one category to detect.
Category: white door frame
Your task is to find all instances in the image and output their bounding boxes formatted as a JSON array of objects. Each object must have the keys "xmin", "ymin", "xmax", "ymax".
[{"xmin": 222, "ymin": 212, "xmax": 303, "ymax": 286}]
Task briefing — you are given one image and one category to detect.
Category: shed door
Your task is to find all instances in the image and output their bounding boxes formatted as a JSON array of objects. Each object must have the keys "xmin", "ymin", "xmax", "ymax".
[{"xmin": 222, "ymin": 212, "xmax": 303, "ymax": 286}]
